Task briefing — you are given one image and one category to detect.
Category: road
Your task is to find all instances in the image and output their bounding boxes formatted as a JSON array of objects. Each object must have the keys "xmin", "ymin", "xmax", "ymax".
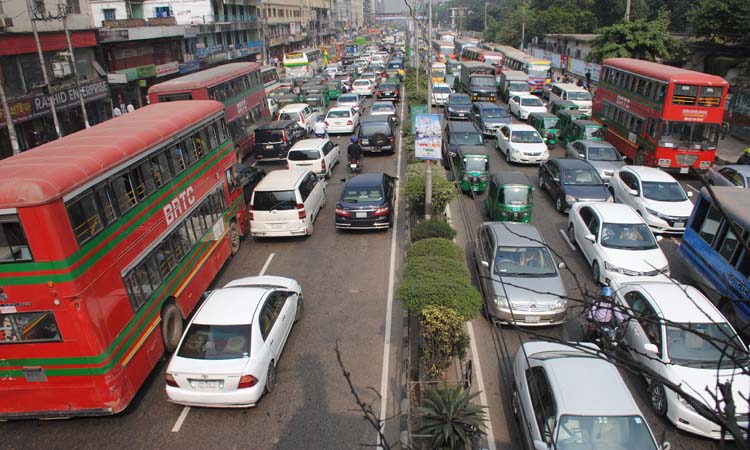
[{"xmin": 0, "ymin": 96, "xmax": 406, "ymax": 450}]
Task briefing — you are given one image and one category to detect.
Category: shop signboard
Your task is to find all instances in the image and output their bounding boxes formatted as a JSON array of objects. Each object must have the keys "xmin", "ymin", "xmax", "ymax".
[
  {"xmin": 1, "ymin": 80, "xmax": 110, "ymax": 126},
  {"xmin": 107, "ymin": 73, "xmax": 128, "ymax": 84},
  {"xmin": 156, "ymin": 62, "xmax": 179, "ymax": 77},
  {"xmin": 136, "ymin": 64, "xmax": 157, "ymax": 79},
  {"xmin": 179, "ymin": 60, "xmax": 201, "ymax": 74}
]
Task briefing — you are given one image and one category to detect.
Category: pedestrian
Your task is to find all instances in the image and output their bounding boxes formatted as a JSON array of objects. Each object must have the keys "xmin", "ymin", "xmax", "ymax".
[
  {"xmin": 576, "ymin": 79, "xmax": 584, "ymax": 88},
  {"xmin": 737, "ymin": 147, "xmax": 750, "ymax": 165},
  {"xmin": 126, "ymin": 103, "xmax": 135, "ymax": 113},
  {"xmin": 113, "ymin": 106, "xmax": 122, "ymax": 118},
  {"xmin": 585, "ymin": 70, "xmax": 592, "ymax": 87}
]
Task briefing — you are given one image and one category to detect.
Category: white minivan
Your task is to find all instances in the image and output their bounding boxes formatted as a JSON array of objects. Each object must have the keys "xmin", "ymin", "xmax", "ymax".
[
  {"xmin": 549, "ymin": 83, "xmax": 593, "ymax": 114},
  {"xmin": 250, "ymin": 170, "xmax": 326, "ymax": 237},
  {"xmin": 276, "ymin": 103, "xmax": 316, "ymax": 134},
  {"xmin": 286, "ymin": 138, "xmax": 340, "ymax": 179}
]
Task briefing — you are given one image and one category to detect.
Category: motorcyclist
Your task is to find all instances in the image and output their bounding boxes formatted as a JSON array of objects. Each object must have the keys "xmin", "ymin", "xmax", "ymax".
[
  {"xmin": 347, "ymin": 136, "xmax": 364, "ymax": 168},
  {"xmin": 737, "ymin": 147, "xmax": 750, "ymax": 165},
  {"xmin": 586, "ymin": 286, "xmax": 626, "ymax": 342}
]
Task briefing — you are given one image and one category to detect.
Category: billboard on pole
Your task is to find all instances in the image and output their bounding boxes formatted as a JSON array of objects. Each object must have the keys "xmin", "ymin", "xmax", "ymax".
[{"xmin": 414, "ymin": 114, "xmax": 442, "ymax": 161}]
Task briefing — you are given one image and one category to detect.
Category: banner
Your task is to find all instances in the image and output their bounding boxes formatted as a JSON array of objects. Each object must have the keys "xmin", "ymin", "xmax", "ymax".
[{"xmin": 414, "ymin": 114, "xmax": 442, "ymax": 161}]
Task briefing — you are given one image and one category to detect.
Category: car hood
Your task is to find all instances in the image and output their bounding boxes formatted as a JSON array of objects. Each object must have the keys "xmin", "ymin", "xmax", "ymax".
[
  {"xmin": 563, "ymin": 184, "xmax": 610, "ymax": 201},
  {"xmin": 642, "ymin": 198, "xmax": 694, "ymax": 217},
  {"xmin": 670, "ymin": 364, "xmax": 750, "ymax": 414},
  {"xmin": 589, "ymin": 160, "xmax": 626, "ymax": 174},
  {"xmin": 509, "ymin": 142, "xmax": 548, "ymax": 153},
  {"xmin": 601, "ymin": 246, "xmax": 668, "ymax": 273},
  {"xmin": 491, "ymin": 274, "xmax": 566, "ymax": 305}
]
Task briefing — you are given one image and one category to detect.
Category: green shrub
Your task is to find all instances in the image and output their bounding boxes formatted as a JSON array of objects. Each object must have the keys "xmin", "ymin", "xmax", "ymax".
[
  {"xmin": 412, "ymin": 219, "xmax": 457, "ymax": 242},
  {"xmin": 397, "ymin": 270, "xmax": 482, "ymax": 320},
  {"xmin": 404, "ymin": 163, "xmax": 457, "ymax": 217},
  {"xmin": 420, "ymin": 306, "xmax": 468, "ymax": 380},
  {"xmin": 416, "ymin": 384, "xmax": 487, "ymax": 449},
  {"xmin": 403, "ymin": 256, "xmax": 468, "ymax": 282},
  {"xmin": 408, "ymin": 238, "xmax": 464, "ymax": 262}
]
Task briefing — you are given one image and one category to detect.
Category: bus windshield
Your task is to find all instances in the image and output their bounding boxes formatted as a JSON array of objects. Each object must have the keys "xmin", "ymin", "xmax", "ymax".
[
  {"xmin": 528, "ymin": 65, "xmax": 549, "ymax": 79},
  {"xmin": 659, "ymin": 121, "xmax": 720, "ymax": 150}
]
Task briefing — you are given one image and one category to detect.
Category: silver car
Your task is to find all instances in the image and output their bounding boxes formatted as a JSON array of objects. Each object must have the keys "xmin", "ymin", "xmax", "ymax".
[
  {"xmin": 705, "ymin": 164, "xmax": 750, "ymax": 188},
  {"xmin": 473, "ymin": 222, "xmax": 567, "ymax": 326},
  {"xmin": 513, "ymin": 341, "xmax": 662, "ymax": 450},
  {"xmin": 370, "ymin": 101, "xmax": 400, "ymax": 126},
  {"xmin": 565, "ymin": 140, "xmax": 626, "ymax": 184}
]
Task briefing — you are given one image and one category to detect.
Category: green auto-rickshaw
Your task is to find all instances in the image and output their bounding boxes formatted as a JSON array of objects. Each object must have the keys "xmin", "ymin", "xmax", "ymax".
[
  {"xmin": 276, "ymin": 93, "xmax": 300, "ymax": 110},
  {"xmin": 527, "ymin": 112, "xmax": 561, "ymax": 148},
  {"xmin": 456, "ymin": 145, "xmax": 490, "ymax": 194},
  {"xmin": 561, "ymin": 119, "xmax": 606, "ymax": 145},
  {"xmin": 326, "ymin": 80, "xmax": 342, "ymax": 99},
  {"xmin": 557, "ymin": 109, "xmax": 591, "ymax": 143},
  {"xmin": 484, "ymin": 171, "xmax": 534, "ymax": 223},
  {"xmin": 548, "ymin": 98, "xmax": 580, "ymax": 116},
  {"xmin": 300, "ymin": 83, "xmax": 330, "ymax": 105}
]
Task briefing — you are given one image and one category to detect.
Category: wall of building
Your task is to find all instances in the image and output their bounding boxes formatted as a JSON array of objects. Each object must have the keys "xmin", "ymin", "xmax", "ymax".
[
  {"xmin": 89, "ymin": 1, "xmax": 129, "ymax": 26},
  {"xmin": 2, "ymin": 0, "xmax": 95, "ymax": 32}
]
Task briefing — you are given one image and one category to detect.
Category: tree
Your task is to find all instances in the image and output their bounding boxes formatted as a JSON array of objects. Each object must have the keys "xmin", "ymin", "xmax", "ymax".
[
  {"xmin": 586, "ymin": 10, "xmax": 688, "ymax": 63},
  {"xmin": 529, "ymin": 3, "xmax": 598, "ymax": 38},
  {"xmin": 688, "ymin": 0, "xmax": 750, "ymax": 43}
]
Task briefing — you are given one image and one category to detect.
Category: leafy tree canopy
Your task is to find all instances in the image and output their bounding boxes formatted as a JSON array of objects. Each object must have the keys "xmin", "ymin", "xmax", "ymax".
[{"xmin": 687, "ymin": 0, "xmax": 750, "ymax": 43}]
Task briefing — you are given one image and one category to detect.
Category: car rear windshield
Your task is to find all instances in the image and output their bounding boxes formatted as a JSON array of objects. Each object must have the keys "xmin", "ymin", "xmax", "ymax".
[
  {"xmin": 288, "ymin": 149, "xmax": 321, "ymax": 161},
  {"xmin": 328, "ymin": 109, "xmax": 351, "ymax": 118},
  {"xmin": 483, "ymin": 108, "xmax": 509, "ymax": 119},
  {"xmin": 177, "ymin": 323, "xmax": 251, "ymax": 360},
  {"xmin": 253, "ymin": 190, "xmax": 297, "ymax": 210},
  {"xmin": 372, "ymin": 104, "xmax": 395, "ymax": 113},
  {"xmin": 342, "ymin": 186, "xmax": 384, "ymax": 202},
  {"xmin": 354, "ymin": 80, "xmax": 370, "ymax": 86},
  {"xmin": 339, "ymin": 94, "xmax": 359, "ymax": 103},
  {"xmin": 256, "ymin": 130, "xmax": 284, "ymax": 144},
  {"xmin": 362, "ymin": 123, "xmax": 391, "ymax": 135}
]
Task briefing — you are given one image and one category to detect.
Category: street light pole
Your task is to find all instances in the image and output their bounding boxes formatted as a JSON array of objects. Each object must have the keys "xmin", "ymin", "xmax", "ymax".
[
  {"xmin": 624, "ymin": 0, "xmax": 631, "ymax": 22},
  {"xmin": 520, "ymin": 0, "xmax": 525, "ymax": 50},
  {"xmin": 424, "ymin": 0, "xmax": 433, "ymax": 221}
]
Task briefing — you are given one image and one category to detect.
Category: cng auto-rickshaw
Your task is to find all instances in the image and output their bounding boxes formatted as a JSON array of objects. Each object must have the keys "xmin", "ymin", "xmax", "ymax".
[
  {"xmin": 484, "ymin": 171, "xmax": 534, "ymax": 222},
  {"xmin": 557, "ymin": 110, "xmax": 591, "ymax": 144},
  {"xmin": 528, "ymin": 112, "xmax": 561, "ymax": 148},
  {"xmin": 560, "ymin": 119, "xmax": 606, "ymax": 145},
  {"xmin": 326, "ymin": 80, "xmax": 342, "ymax": 99},
  {"xmin": 548, "ymin": 98, "xmax": 580, "ymax": 116},
  {"xmin": 455, "ymin": 145, "xmax": 490, "ymax": 194}
]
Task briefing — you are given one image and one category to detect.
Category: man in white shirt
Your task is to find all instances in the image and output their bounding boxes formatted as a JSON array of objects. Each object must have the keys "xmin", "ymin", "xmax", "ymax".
[
  {"xmin": 113, "ymin": 107, "xmax": 122, "ymax": 117},
  {"xmin": 313, "ymin": 119, "xmax": 328, "ymax": 138}
]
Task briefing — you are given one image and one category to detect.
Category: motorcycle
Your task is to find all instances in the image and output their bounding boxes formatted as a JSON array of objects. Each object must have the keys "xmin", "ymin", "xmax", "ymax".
[
  {"xmin": 348, "ymin": 157, "xmax": 363, "ymax": 173},
  {"xmin": 587, "ymin": 318, "xmax": 625, "ymax": 353}
]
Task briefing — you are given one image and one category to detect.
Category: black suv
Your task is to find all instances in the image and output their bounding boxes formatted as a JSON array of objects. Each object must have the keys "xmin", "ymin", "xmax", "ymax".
[
  {"xmin": 441, "ymin": 120, "xmax": 484, "ymax": 168},
  {"xmin": 358, "ymin": 116, "xmax": 396, "ymax": 154},
  {"xmin": 445, "ymin": 93, "xmax": 473, "ymax": 120},
  {"xmin": 252, "ymin": 120, "xmax": 307, "ymax": 161},
  {"xmin": 335, "ymin": 172, "xmax": 397, "ymax": 230}
]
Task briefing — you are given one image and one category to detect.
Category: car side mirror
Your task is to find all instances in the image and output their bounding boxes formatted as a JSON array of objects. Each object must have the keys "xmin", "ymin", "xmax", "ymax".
[
  {"xmin": 629, "ymin": 189, "xmax": 638, "ymax": 196},
  {"xmin": 558, "ymin": 262, "xmax": 566, "ymax": 270},
  {"xmin": 687, "ymin": 191, "xmax": 694, "ymax": 198},
  {"xmin": 656, "ymin": 235, "xmax": 664, "ymax": 242},
  {"xmin": 578, "ymin": 152, "xmax": 585, "ymax": 158},
  {"xmin": 584, "ymin": 234, "xmax": 596, "ymax": 242},
  {"xmin": 643, "ymin": 343, "xmax": 659, "ymax": 354},
  {"xmin": 481, "ymin": 260, "xmax": 489, "ymax": 268}
]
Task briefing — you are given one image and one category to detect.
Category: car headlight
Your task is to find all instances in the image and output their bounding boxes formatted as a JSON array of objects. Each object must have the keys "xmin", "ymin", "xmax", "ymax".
[
  {"xmin": 552, "ymin": 298, "xmax": 567, "ymax": 310},
  {"xmin": 494, "ymin": 296, "xmax": 509, "ymax": 308},
  {"xmin": 604, "ymin": 261, "xmax": 624, "ymax": 274},
  {"xmin": 645, "ymin": 207, "xmax": 666, "ymax": 219},
  {"xmin": 565, "ymin": 194, "xmax": 577, "ymax": 204},
  {"xmin": 677, "ymin": 394, "xmax": 696, "ymax": 412}
]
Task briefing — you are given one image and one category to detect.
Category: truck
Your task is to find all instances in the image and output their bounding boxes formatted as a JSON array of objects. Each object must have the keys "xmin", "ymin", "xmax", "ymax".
[
  {"xmin": 460, "ymin": 61, "xmax": 497, "ymax": 102},
  {"xmin": 499, "ymin": 69, "xmax": 529, "ymax": 102}
]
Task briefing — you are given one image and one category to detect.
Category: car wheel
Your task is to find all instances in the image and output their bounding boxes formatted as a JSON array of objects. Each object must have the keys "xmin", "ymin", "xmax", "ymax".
[
  {"xmin": 592, "ymin": 261, "xmax": 601, "ymax": 284},
  {"xmin": 229, "ymin": 221, "xmax": 241, "ymax": 255},
  {"xmin": 505, "ymin": 149, "xmax": 512, "ymax": 165},
  {"xmin": 294, "ymin": 295, "xmax": 304, "ymax": 322},
  {"xmin": 306, "ymin": 222, "xmax": 314, "ymax": 236},
  {"xmin": 511, "ymin": 385, "xmax": 521, "ymax": 422},
  {"xmin": 161, "ymin": 303, "xmax": 184, "ymax": 354},
  {"xmin": 649, "ymin": 382, "xmax": 668, "ymax": 416},
  {"xmin": 265, "ymin": 362, "xmax": 277, "ymax": 394},
  {"xmin": 538, "ymin": 173, "xmax": 545, "ymax": 191},
  {"xmin": 568, "ymin": 224, "xmax": 577, "ymax": 247},
  {"xmin": 555, "ymin": 196, "xmax": 565, "ymax": 214}
]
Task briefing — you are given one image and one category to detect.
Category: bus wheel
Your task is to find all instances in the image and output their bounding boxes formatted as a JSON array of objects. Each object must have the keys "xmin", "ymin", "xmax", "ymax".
[
  {"xmin": 161, "ymin": 303, "xmax": 184, "ymax": 353},
  {"xmin": 634, "ymin": 149, "xmax": 647, "ymax": 166},
  {"xmin": 230, "ymin": 221, "xmax": 241, "ymax": 255}
]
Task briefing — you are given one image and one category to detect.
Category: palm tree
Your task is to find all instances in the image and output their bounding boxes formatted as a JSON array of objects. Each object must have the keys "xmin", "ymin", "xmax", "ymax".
[{"xmin": 416, "ymin": 384, "xmax": 487, "ymax": 450}]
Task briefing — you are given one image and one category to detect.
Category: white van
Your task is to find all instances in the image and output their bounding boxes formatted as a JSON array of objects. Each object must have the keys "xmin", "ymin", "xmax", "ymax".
[
  {"xmin": 548, "ymin": 83, "xmax": 592, "ymax": 114},
  {"xmin": 250, "ymin": 169, "xmax": 326, "ymax": 237},
  {"xmin": 266, "ymin": 96, "xmax": 279, "ymax": 117},
  {"xmin": 286, "ymin": 138, "xmax": 340, "ymax": 179},
  {"xmin": 276, "ymin": 103, "xmax": 316, "ymax": 134}
]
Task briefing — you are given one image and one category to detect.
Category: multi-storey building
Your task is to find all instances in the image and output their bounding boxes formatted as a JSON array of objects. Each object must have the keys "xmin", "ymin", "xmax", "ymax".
[
  {"xmin": 262, "ymin": 0, "xmax": 334, "ymax": 63},
  {"xmin": 0, "ymin": 0, "xmax": 110, "ymax": 157}
]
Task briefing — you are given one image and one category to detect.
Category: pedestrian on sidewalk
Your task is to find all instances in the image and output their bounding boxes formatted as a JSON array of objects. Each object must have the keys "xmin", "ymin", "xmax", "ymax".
[{"xmin": 738, "ymin": 147, "xmax": 750, "ymax": 165}]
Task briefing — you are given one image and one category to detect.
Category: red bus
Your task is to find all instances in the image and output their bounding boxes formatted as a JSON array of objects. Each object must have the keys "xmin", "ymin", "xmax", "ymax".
[
  {"xmin": 0, "ymin": 101, "xmax": 248, "ymax": 419},
  {"xmin": 594, "ymin": 58, "xmax": 729, "ymax": 171},
  {"xmin": 148, "ymin": 62, "xmax": 267, "ymax": 160}
]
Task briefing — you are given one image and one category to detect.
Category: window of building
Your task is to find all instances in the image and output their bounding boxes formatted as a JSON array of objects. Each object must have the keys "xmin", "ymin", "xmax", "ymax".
[
  {"xmin": 66, "ymin": 0, "xmax": 80, "ymax": 14},
  {"xmin": 155, "ymin": 6, "xmax": 171, "ymax": 17},
  {"xmin": 103, "ymin": 8, "xmax": 116, "ymax": 21}
]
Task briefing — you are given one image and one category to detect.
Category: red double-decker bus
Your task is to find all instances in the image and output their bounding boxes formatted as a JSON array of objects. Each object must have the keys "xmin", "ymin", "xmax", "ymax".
[
  {"xmin": 594, "ymin": 58, "xmax": 729, "ymax": 172},
  {"xmin": 0, "ymin": 101, "xmax": 248, "ymax": 419},
  {"xmin": 148, "ymin": 63, "xmax": 267, "ymax": 160}
]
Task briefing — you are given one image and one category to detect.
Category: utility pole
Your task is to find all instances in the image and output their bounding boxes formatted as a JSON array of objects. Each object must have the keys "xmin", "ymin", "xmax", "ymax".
[
  {"xmin": 520, "ymin": 0, "xmax": 525, "ymax": 50},
  {"xmin": 624, "ymin": 0, "xmax": 631, "ymax": 22},
  {"xmin": 26, "ymin": 0, "xmax": 62, "ymax": 139},
  {"xmin": 0, "ymin": 70, "xmax": 21, "ymax": 155},
  {"xmin": 60, "ymin": 2, "xmax": 90, "ymax": 128},
  {"xmin": 424, "ymin": 0, "xmax": 433, "ymax": 220},
  {"xmin": 484, "ymin": 2, "xmax": 487, "ymax": 36}
]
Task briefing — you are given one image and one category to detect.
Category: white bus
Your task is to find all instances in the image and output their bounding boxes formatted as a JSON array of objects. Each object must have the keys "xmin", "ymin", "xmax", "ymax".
[
  {"xmin": 283, "ymin": 48, "xmax": 324, "ymax": 80},
  {"xmin": 261, "ymin": 65, "xmax": 281, "ymax": 94}
]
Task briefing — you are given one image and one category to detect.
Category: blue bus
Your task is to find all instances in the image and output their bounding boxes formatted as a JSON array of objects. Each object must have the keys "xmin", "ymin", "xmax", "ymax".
[{"xmin": 679, "ymin": 186, "xmax": 750, "ymax": 332}]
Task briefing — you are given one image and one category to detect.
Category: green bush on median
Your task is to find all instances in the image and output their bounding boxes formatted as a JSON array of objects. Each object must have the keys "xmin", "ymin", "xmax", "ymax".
[
  {"xmin": 411, "ymin": 220, "xmax": 457, "ymax": 242},
  {"xmin": 407, "ymin": 238, "xmax": 464, "ymax": 261}
]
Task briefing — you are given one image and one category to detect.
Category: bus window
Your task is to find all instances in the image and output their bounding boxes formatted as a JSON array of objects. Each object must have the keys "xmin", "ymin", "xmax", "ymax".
[
  {"xmin": 111, "ymin": 173, "xmax": 138, "ymax": 215},
  {"xmin": 0, "ymin": 215, "xmax": 33, "ymax": 262},
  {"xmin": 192, "ymin": 132, "xmax": 206, "ymax": 159},
  {"xmin": 94, "ymin": 184, "xmax": 118, "ymax": 225},
  {"xmin": 67, "ymin": 192, "xmax": 104, "ymax": 245},
  {"xmin": 1, "ymin": 312, "xmax": 61, "ymax": 343},
  {"xmin": 718, "ymin": 228, "xmax": 742, "ymax": 263},
  {"xmin": 738, "ymin": 251, "xmax": 750, "ymax": 278},
  {"xmin": 149, "ymin": 150, "xmax": 173, "ymax": 188},
  {"xmin": 132, "ymin": 162, "xmax": 156, "ymax": 200}
]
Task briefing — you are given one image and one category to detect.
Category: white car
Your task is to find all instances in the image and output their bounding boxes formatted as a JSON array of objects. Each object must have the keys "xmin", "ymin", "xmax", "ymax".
[
  {"xmin": 352, "ymin": 79, "xmax": 375, "ymax": 97},
  {"xmin": 325, "ymin": 106, "xmax": 360, "ymax": 134},
  {"xmin": 359, "ymin": 72, "xmax": 379, "ymax": 87},
  {"xmin": 495, "ymin": 124, "xmax": 549, "ymax": 165},
  {"xmin": 609, "ymin": 166, "xmax": 694, "ymax": 234},
  {"xmin": 611, "ymin": 279, "xmax": 750, "ymax": 440},
  {"xmin": 165, "ymin": 276, "xmax": 303, "ymax": 408},
  {"xmin": 286, "ymin": 138, "xmax": 340, "ymax": 179},
  {"xmin": 431, "ymin": 82, "xmax": 452, "ymax": 107},
  {"xmin": 336, "ymin": 93, "xmax": 364, "ymax": 113},
  {"xmin": 567, "ymin": 202, "xmax": 669, "ymax": 284},
  {"xmin": 508, "ymin": 94, "xmax": 547, "ymax": 120},
  {"xmin": 370, "ymin": 101, "xmax": 400, "ymax": 126}
]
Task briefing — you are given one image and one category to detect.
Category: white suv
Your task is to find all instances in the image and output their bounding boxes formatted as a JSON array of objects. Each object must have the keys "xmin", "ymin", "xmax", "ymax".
[
  {"xmin": 250, "ymin": 170, "xmax": 326, "ymax": 237},
  {"xmin": 286, "ymin": 138, "xmax": 340, "ymax": 179}
]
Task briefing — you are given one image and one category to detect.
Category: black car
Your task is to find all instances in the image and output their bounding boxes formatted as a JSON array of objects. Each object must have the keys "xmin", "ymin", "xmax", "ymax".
[
  {"xmin": 376, "ymin": 82, "xmax": 400, "ymax": 101},
  {"xmin": 538, "ymin": 158, "xmax": 612, "ymax": 214},
  {"xmin": 445, "ymin": 93, "xmax": 473, "ymax": 120},
  {"xmin": 470, "ymin": 102, "xmax": 512, "ymax": 136},
  {"xmin": 358, "ymin": 116, "xmax": 397, "ymax": 154},
  {"xmin": 335, "ymin": 172, "xmax": 397, "ymax": 230},
  {"xmin": 236, "ymin": 163, "xmax": 266, "ymax": 206},
  {"xmin": 252, "ymin": 120, "xmax": 307, "ymax": 161},
  {"xmin": 441, "ymin": 120, "xmax": 484, "ymax": 168}
]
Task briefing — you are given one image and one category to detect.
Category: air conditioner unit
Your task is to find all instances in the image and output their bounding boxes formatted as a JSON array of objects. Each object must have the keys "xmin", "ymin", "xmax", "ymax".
[{"xmin": 52, "ymin": 60, "xmax": 73, "ymax": 79}]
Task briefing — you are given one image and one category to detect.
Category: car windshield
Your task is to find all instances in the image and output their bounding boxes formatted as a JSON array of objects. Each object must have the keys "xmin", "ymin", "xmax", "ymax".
[
  {"xmin": 327, "ymin": 109, "xmax": 351, "ymax": 118},
  {"xmin": 451, "ymin": 132, "xmax": 483, "ymax": 145},
  {"xmin": 568, "ymin": 91, "xmax": 592, "ymax": 101},
  {"xmin": 642, "ymin": 181, "xmax": 687, "ymax": 202},
  {"xmin": 493, "ymin": 246, "xmax": 557, "ymax": 277},
  {"xmin": 252, "ymin": 190, "xmax": 297, "ymax": 211},
  {"xmin": 521, "ymin": 97, "xmax": 544, "ymax": 107},
  {"xmin": 450, "ymin": 96, "xmax": 471, "ymax": 105},
  {"xmin": 502, "ymin": 185, "xmax": 531, "ymax": 205},
  {"xmin": 483, "ymin": 108, "xmax": 509, "ymax": 119},
  {"xmin": 667, "ymin": 322, "xmax": 750, "ymax": 368},
  {"xmin": 562, "ymin": 168, "xmax": 602, "ymax": 185},
  {"xmin": 511, "ymin": 130, "xmax": 544, "ymax": 144},
  {"xmin": 434, "ymin": 86, "xmax": 451, "ymax": 94},
  {"xmin": 472, "ymin": 77, "xmax": 496, "ymax": 87},
  {"xmin": 509, "ymin": 82, "xmax": 528, "ymax": 92},
  {"xmin": 588, "ymin": 146, "xmax": 621, "ymax": 161},
  {"xmin": 177, "ymin": 323, "xmax": 251, "ymax": 360},
  {"xmin": 542, "ymin": 117, "xmax": 560, "ymax": 129},
  {"xmin": 601, "ymin": 223, "xmax": 658, "ymax": 249},
  {"xmin": 582, "ymin": 126, "xmax": 606, "ymax": 139},
  {"xmin": 255, "ymin": 130, "xmax": 284, "ymax": 144},
  {"xmin": 341, "ymin": 186, "xmax": 383, "ymax": 203},
  {"xmin": 372, "ymin": 103, "xmax": 395, "ymax": 113},
  {"xmin": 464, "ymin": 157, "xmax": 488, "ymax": 172},
  {"xmin": 338, "ymin": 95, "xmax": 359, "ymax": 104},
  {"xmin": 361, "ymin": 123, "xmax": 390, "ymax": 135},
  {"xmin": 288, "ymin": 149, "xmax": 320, "ymax": 161},
  {"xmin": 555, "ymin": 415, "xmax": 658, "ymax": 450}
]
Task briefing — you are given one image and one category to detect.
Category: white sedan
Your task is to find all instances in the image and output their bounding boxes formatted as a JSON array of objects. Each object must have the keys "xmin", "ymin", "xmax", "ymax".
[
  {"xmin": 165, "ymin": 276, "xmax": 303, "ymax": 408},
  {"xmin": 325, "ymin": 107, "xmax": 360, "ymax": 134},
  {"xmin": 567, "ymin": 202, "xmax": 669, "ymax": 285},
  {"xmin": 495, "ymin": 124, "xmax": 549, "ymax": 165},
  {"xmin": 336, "ymin": 93, "xmax": 364, "ymax": 113},
  {"xmin": 609, "ymin": 166, "xmax": 694, "ymax": 234},
  {"xmin": 352, "ymin": 79, "xmax": 375, "ymax": 96},
  {"xmin": 508, "ymin": 94, "xmax": 547, "ymax": 120},
  {"xmin": 611, "ymin": 279, "xmax": 750, "ymax": 440}
]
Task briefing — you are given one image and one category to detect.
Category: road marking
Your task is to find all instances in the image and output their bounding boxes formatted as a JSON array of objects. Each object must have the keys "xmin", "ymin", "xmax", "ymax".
[
  {"xmin": 685, "ymin": 183, "xmax": 699, "ymax": 193},
  {"xmin": 376, "ymin": 97, "xmax": 405, "ymax": 449},
  {"xmin": 171, "ymin": 252, "xmax": 276, "ymax": 432},
  {"xmin": 559, "ymin": 228, "xmax": 576, "ymax": 251},
  {"xmin": 467, "ymin": 322, "xmax": 497, "ymax": 450}
]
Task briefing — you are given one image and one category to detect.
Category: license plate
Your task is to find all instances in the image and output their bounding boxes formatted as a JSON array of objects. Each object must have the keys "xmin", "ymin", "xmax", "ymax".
[
  {"xmin": 680, "ymin": 167, "xmax": 689, "ymax": 174},
  {"xmin": 361, "ymin": 139, "xmax": 369, "ymax": 144},
  {"xmin": 674, "ymin": 222, "xmax": 685, "ymax": 228},
  {"xmin": 356, "ymin": 212, "xmax": 367, "ymax": 218},
  {"xmin": 265, "ymin": 145, "xmax": 274, "ymax": 149},
  {"xmin": 190, "ymin": 379, "xmax": 222, "ymax": 390},
  {"xmin": 524, "ymin": 316, "xmax": 541, "ymax": 323}
]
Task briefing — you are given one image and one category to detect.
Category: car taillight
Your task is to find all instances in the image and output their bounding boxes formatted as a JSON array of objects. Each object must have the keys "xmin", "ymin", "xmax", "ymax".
[
  {"xmin": 335, "ymin": 207, "xmax": 350, "ymax": 217},
  {"xmin": 377, "ymin": 91, "xmax": 382, "ymax": 96},
  {"xmin": 374, "ymin": 206, "xmax": 390, "ymax": 217},
  {"xmin": 297, "ymin": 203, "xmax": 306, "ymax": 219},
  {"xmin": 165, "ymin": 373, "xmax": 178, "ymax": 387},
  {"xmin": 390, "ymin": 136, "xmax": 395, "ymax": 144},
  {"xmin": 248, "ymin": 206, "xmax": 254, "ymax": 220},
  {"xmin": 347, "ymin": 120, "xmax": 353, "ymax": 125},
  {"xmin": 321, "ymin": 159, "xmax": 326, "ymax": 172},
  {"xmin": 395, "ymin": 90, "xmax": 399, "ymax": 96},
  {"xmin": 285, "ymin": 160, "xmax": 289, "ymax": 169},
  {"xmin": 282, "ymin": 132, "xmax": 288, "ymax": 143},
  {"xmin": 238, "ymin": 374, "xmax": 258, "ymax": 389}
]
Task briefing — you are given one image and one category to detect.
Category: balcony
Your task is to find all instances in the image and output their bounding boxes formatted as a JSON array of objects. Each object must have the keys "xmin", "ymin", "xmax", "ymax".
[
  {"xmin": 99, "ymin": 17, "xmax": 185, "ymax": 42},
  {"xmin": 194, "ymin": 14, "xmax": 262, "ymax": 32},
  {"xmin": 102, "ymin": 17, "xmax": 177, "ymax": 28}
]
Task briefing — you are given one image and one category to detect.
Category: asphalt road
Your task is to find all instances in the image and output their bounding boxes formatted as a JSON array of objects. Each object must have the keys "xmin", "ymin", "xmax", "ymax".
[{"xmin": 0, "ymin": 96, "xmax": 406, "ymax": 450}]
